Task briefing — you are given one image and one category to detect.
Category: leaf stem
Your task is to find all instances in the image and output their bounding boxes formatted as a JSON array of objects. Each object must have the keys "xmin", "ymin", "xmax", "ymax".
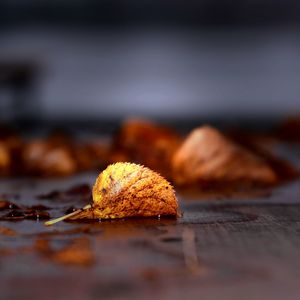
[{"xmin": 44, "ymin": 204, "xmax": 91, "ymax": 226}]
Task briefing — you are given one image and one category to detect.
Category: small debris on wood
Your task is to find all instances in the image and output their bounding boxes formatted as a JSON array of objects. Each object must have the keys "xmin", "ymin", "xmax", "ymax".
[
  {"xmin": 24, "ymin": 210, "xmax": 50, "ymax": 220},
  {"xmin": 1, "ymin": 209, "xmax": 25, "ymax": 220},
  {"xmin": 0, "ymin": 200, "xmax": 20, "ymax": 211},
  {"xmin": 0, "ymin": 209, "xmax": 50, "ymax": 221}
]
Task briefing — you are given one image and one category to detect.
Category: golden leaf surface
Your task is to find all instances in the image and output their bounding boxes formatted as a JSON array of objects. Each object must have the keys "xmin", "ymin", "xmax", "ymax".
[{"xmin": 45, "ymin": 162, "xmax": 179, "ymax": 225}]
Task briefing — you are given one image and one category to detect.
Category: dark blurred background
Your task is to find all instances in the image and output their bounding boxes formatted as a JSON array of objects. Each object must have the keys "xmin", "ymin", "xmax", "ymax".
[{"xmin": 0, "ymin": 0, "xmax": 300, "ymax": 124}]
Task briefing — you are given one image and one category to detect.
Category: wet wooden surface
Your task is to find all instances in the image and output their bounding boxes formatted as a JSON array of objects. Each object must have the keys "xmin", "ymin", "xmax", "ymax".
[{"xmin": 0, "ymin": 143, "xmax": 300, "ymax": 300}]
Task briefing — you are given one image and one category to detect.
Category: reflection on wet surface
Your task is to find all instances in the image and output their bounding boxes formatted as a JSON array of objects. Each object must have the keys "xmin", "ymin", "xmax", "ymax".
[{"xmin": 0, "ymin": 142, "xmax": 300, "ymax": 300}]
